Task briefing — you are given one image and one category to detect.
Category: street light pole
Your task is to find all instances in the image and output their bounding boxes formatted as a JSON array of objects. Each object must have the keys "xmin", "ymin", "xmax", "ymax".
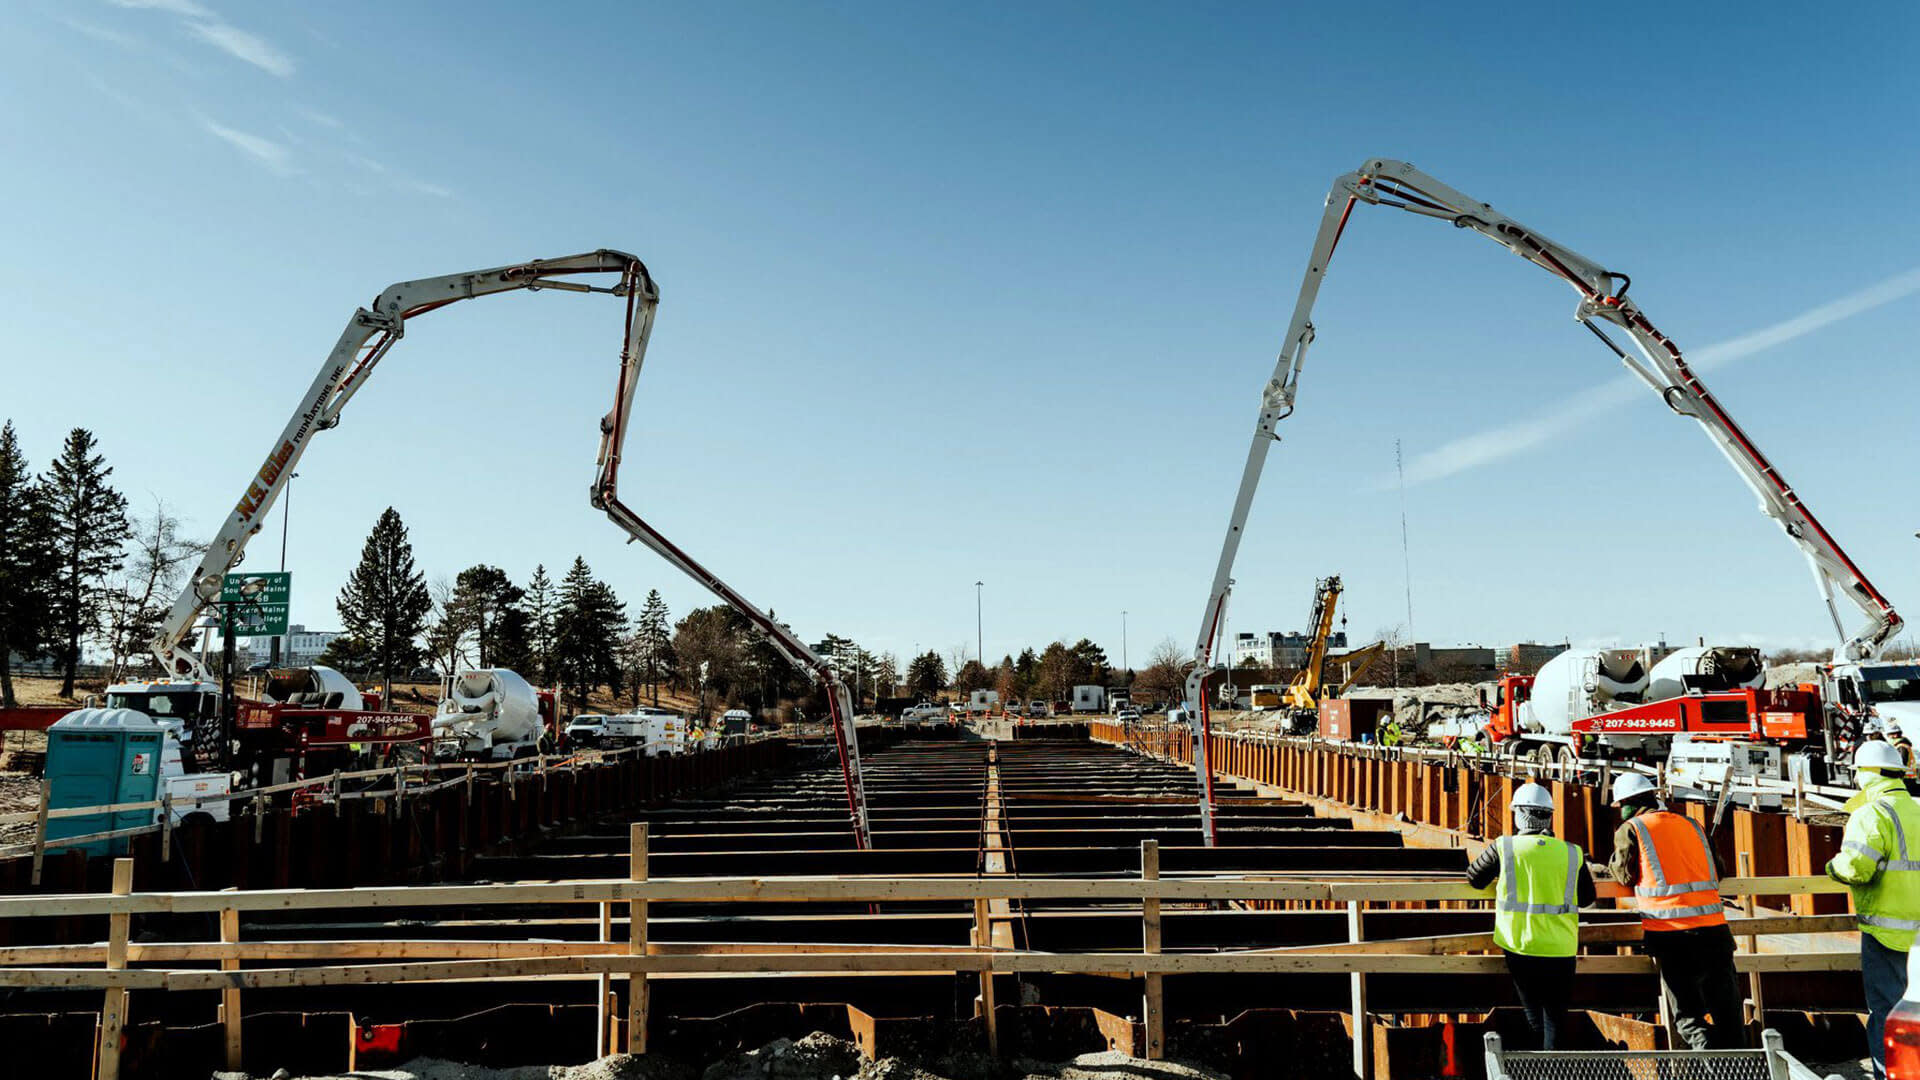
[
  {"xmin": 975, "ymin": 581, "xmax": 983, "ymax": 667},
  {"xmin": 1122, "ymin": 611, "xmax": 1128, "ymax": 673}
]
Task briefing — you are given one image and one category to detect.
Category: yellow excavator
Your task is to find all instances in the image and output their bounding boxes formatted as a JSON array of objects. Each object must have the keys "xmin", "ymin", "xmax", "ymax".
[{"xmin": 1284, "ymin": 576, "xmax": 1385, "ymax": 715}]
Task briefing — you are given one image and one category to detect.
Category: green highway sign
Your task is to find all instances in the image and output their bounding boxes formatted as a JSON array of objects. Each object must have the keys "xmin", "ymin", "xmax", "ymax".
[{"xmin": 220, "ymin": 571, "xmax": 291, "ymax": 637}]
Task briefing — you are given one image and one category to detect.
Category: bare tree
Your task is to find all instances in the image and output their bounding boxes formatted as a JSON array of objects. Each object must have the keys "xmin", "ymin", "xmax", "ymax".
[
  {"xmin": 423, "ymin": 576, "xmax": 474, "ymax": 677},
  {"xmin": 946, "ymin": 643, "xmax": 974, "ymax": 683},
  {"xmin": 1132, "ymin": 637, "xmax": 1192, "ymax": 706},
  {"xmin": 102, "ymin": 498, "xmax": 200, "ymax": 681}
]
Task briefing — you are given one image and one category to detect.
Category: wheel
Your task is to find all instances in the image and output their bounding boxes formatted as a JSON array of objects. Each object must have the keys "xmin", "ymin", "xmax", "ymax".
[
  {"xmin": 1556, "ymin": 744, "xmax": 1580, "ymax": 781},
  {"xmin": 180, "ymin": 811, "xmax": 216, "ymax": 829}
]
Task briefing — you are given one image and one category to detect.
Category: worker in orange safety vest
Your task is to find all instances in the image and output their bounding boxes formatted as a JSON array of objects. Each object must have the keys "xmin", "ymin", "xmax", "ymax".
[{"xmin": 1607, "ymin": 772, "xmax": 1745, "ymax": 1050}]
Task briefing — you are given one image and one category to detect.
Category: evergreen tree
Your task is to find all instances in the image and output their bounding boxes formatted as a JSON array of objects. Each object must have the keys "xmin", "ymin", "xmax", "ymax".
[
  {"xmin": 449, "ymin": 564, "xmax": 523, "ymax": 668},
  {"xmin": 42, "ymin": 429, "xmax": 130, "ymax": 696},
  {"xmin": 554, "ymin": 557, "xmax": 625, "ymax": 707},
  {"xmin": 672, "ymin": 605, "xmax": 743, "ymax": 718},
  {"xmin": 336, "ymin": 508, "xmax": 430, "ymax": 704},
  {"xmin": 317, "ymin": 634, "xmax": 375, "ymax": 676},
  {"xmin": 633, "ymin": 589, "xmax": 674, "ymax": 705},
  {"xmin": 0, "ymin": 423, "xmax": 58, "ymax": 707},
  {"xmin": 524, "ymin": 564, "xmax": 557, "ymax": 683},
  {"xmin": 875, "ymin": 652, "xmax": 899, "ymax": 699},
  {"xmin": 905, "ymin": 650, "xmax": 947, "ymax": 699}
]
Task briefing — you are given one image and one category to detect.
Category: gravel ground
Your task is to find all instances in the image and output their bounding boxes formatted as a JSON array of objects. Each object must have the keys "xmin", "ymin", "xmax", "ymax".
[{"xmin": 210, "ymin": 1033, "xmax": 1228, "ymax": 1080}]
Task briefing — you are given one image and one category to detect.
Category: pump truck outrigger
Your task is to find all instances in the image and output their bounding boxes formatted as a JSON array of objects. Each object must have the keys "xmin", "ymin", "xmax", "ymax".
[
  {"xmin": 1182, "ymin": 159, "xmax": 1902, "ymax": 846},
  {"xmin": 135, "ymin": 250, "xmax": 871, "ymax": 848}
]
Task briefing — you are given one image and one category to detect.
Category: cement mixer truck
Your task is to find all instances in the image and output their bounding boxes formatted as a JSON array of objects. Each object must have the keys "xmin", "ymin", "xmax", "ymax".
[
  {"xmin": 1482, "ymin": 645, "xmax": 1825, "ymax": 785},
  {"xmin": 431, "ymin": 669, "xmax": 555, "ymax": 761}
]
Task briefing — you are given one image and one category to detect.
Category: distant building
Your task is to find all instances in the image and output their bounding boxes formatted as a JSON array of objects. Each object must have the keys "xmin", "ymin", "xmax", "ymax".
[
  {"xmin": 1233, "ymin": 629, "xmax": 1349, "ymax": 671},
  {"xmin": 253, "ymin": 624, "xmax": 341, "ymax": 667},
  {"xmin": 1498, "ymin": 642, "xmax": 1570, "ymax": 674}
]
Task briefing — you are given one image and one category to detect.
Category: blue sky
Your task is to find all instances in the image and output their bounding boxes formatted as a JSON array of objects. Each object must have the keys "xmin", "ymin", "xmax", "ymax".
[{"xmin": 3, "ymin": 1, "xmax": 1917, "ymax": 669}]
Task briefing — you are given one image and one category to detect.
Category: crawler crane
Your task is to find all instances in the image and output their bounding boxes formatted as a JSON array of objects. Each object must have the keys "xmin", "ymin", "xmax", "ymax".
[{"xmin": 1182, "ymin": 160, "xmax": 1902, "ymax": 845}]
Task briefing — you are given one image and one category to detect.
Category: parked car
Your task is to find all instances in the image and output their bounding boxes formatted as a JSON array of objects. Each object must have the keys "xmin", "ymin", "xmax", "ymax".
[
  {"xmin": 1115, "ymin": 708, "xmax": 1142, "ymax": 724},
  {"xmin": 565, "ymin": 714, "xmax": 610, "ymax": 747},
  {"xmin": 1027, "ymin": 700, "xmax": 1049, "ymax": 718}
]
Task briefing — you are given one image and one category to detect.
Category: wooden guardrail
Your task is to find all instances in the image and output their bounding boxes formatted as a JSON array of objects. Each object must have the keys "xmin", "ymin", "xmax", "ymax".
[
  {"xmin": 0, "ymin": 734, "xmax": 778, "ymax": 882},
  {"xmin": 0, "ymin": 822, "xmax": 1861, "ymax": 1080}
]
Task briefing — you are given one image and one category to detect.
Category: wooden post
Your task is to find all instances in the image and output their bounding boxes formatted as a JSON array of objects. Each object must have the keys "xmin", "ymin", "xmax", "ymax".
[
  {"xmin": 220, "ymin": 905, "xmax": 243, "ymax": 1069},
  {"xmin": 974, "ymin": 896, "xmax": 1000, "ymax": 1056},
  {"xmin": 1141, "ymin": 840, "xmax": 1164, "ymax": 1060},
  {"xmin": 627, "ymin": 823, "xmax": 648, "ymax": 1054},
  {"xmin": 30, "ymin": 784, "xmax": 50, "ymax": 886},
  {"xmin": 1738, "ymin": 851, "xmax": 1766, "ymax": 1033},
  {"xmin": 160, "ymin": 793, "xmax": 173, "ymax": 863},
  {"xmin": 1348, "ymin": 900, "xmax": 1368, "ymax": 1080},
  {"xmin": 252, "ymin": 795, "xmax": 265, "ymax": 844},
  {"xmin": 96, "ymin": 858, "xmax": 134, "ymax": 1080},
  {"xmin": 596, "ymin": 900, "xmax": 613, "ymax": 1058},
  {"xmin": 392, "ymin": 766, "xmax": 405, "ymax": 817}
]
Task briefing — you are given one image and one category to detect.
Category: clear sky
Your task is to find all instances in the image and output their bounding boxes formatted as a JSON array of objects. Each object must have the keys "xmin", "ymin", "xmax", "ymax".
[{"xmin": 4, "ymin": 1, "xmax": 1917, "ymax": 671}]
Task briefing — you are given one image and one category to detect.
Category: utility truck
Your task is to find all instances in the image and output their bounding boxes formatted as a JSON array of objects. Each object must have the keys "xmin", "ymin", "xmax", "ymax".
[{"xmin": 601, "ymin": 707, "xmax": 688, "ymax": 755}]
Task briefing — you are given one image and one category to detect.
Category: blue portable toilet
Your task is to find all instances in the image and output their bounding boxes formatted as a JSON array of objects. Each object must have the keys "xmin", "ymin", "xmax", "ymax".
[{"xmin": 45, "ymin": 708, "xmax": 164, "ymax": 857}]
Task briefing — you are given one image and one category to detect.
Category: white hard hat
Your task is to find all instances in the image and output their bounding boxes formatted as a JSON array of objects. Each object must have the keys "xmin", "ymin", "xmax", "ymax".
[
  {"xmin": 1511, "ymin": 782, "xmax": 1554, "ymax": 810},
  {"xmin": 1889, "ymin": 721, "xmax": 1905, "ymax": 737},
  {"xmin": 1610, "ymin": 773, "xmax": 1658, "ymax": 806},
  {"xmin": 1856, "ymin": 741, "xmax": 1909, "ymax": 775},
  {"xmin": 1865, "ymin": 718, "xmax": 1885, "ymax": 735}
]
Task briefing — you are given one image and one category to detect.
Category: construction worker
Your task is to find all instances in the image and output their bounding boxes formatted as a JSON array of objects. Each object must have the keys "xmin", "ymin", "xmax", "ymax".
[
  {"xmin": 1379, "ymin": 718, "xmax": 1403, "ymax": 748},
  {"xmin": 1888, "ymin": 721, "xmax": 1915, "ymax": 767},
  {"xmin": 1826, "ymin": 741, "xmax": 1920, "ymax": 1080},
  {"xmin": 1465, "ymin": 782, "xmax": 1595, "ymax": 1050},
  {"xmin": 1607, "ymin": 773, "xmax": 1744, "ymax": 1050}
]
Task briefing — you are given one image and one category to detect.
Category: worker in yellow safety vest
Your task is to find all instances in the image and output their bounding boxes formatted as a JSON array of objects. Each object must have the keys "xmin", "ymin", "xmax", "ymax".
[
  {"xmin": 1827, "ymin": 740, "xmax": 1920, "ymax": 1080},
  {"xmin": 1465, "ymin": 782, "xmax": 1596, "ymax": 1049},
  {"xmin": 1607, "ymin": 773, "xmax": 1744, "ymax": 1050},
  {"xmin": 1379, "ymin": 719, "xmax": 1403, "ymax": 748}
]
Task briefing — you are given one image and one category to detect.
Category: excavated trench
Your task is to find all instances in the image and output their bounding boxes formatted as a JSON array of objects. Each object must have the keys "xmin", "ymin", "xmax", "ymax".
[{"xmin": 0, "ymin": 728, "xmax": 1871, "ymax": 1079}]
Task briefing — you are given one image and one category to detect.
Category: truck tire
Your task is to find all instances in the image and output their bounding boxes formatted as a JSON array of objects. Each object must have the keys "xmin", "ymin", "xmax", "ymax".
[{"xmin": 181, "ymin": 811, "xmax": 216, "ymax": 829}]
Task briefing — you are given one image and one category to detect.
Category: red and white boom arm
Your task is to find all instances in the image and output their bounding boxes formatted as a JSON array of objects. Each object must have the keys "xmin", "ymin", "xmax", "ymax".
[
  {"xmin": 151, "ymin": 249, "xmax": 872, "ymax": 849},
  {"xmin": 1184, "ymin": 158, "xmax": 1902, "ymax": 843},
  {"xmin": 590, "ymin": 281, "xmax": 873, "ymax": 850}
]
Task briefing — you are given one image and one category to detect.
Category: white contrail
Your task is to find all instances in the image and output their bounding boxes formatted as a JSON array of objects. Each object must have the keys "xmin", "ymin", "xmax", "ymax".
[{"xmin": 1401, "ymin": 267, "xmax": 1920, "ymax": 486}]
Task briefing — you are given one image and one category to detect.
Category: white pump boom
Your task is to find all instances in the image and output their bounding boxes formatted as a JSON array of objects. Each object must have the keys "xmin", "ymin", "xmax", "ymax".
[
  {"xmin": 1183, "ymin": 159, "xmax": 1902, "ymax": 844},
  {"xmin": 151, "ymin": 249, "xmax": 872, "ymax": 848}
]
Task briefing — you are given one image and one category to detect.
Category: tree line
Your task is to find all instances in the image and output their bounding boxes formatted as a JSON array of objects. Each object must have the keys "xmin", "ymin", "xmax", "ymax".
[{"xmin": 0, "ymin": 423, "xmax": 204, "ymax": 707}]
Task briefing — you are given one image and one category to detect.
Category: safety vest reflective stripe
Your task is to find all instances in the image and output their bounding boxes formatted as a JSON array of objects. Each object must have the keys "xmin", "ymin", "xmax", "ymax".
[
  {"xmin": 1861, "ymin": 914, "xmax": 1920, "ymax": 931},
  {"xmin": 1630, "ymin": 815, "xmax": 1720, "ymax": 896},
  {"xmin": 1874, "ymin": 800, "xmax": 1920, "ymax": 871},
  {"xmin": 1846, "ymin": 839, "xmax": 1890, "ymax": 867},
  {"xmin": 1497, "ymin": 836, "xmax": 1580, "ymax": 915}
]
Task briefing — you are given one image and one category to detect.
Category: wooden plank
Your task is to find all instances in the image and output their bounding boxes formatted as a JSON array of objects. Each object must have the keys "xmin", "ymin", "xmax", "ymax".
[
  {"xmin": 5, "ymin": 948, "xmax": 1854, "ymax": 994},
  {"xmin": 596, "ymin": 901, "xmax": 612, "ymax": 1059},
  {"xmin": 0, "ymin": 871, "xmax": 1857, "ymax": 920},
  {"xmin": 1348, "ymin": 900, "xmax": 1367, "ymax": 1080},
  {"xmin": 96, "ymin": 858, "xmax": 133, "ymax": 1080},
  {"xmin": 1141, "ymin": 840, "xmax": 1164, "ymax": 1061},
  {"xmin": 220, "ymin": 906, "xmax": 242, "ymax": 1070},
  {"xmin": 627, "ymin": 823, "xmax": 648, "ymax": 1055},
  {"xmin": 28, "ymin": 784, "xmax": 49, "ymax": 887}
]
